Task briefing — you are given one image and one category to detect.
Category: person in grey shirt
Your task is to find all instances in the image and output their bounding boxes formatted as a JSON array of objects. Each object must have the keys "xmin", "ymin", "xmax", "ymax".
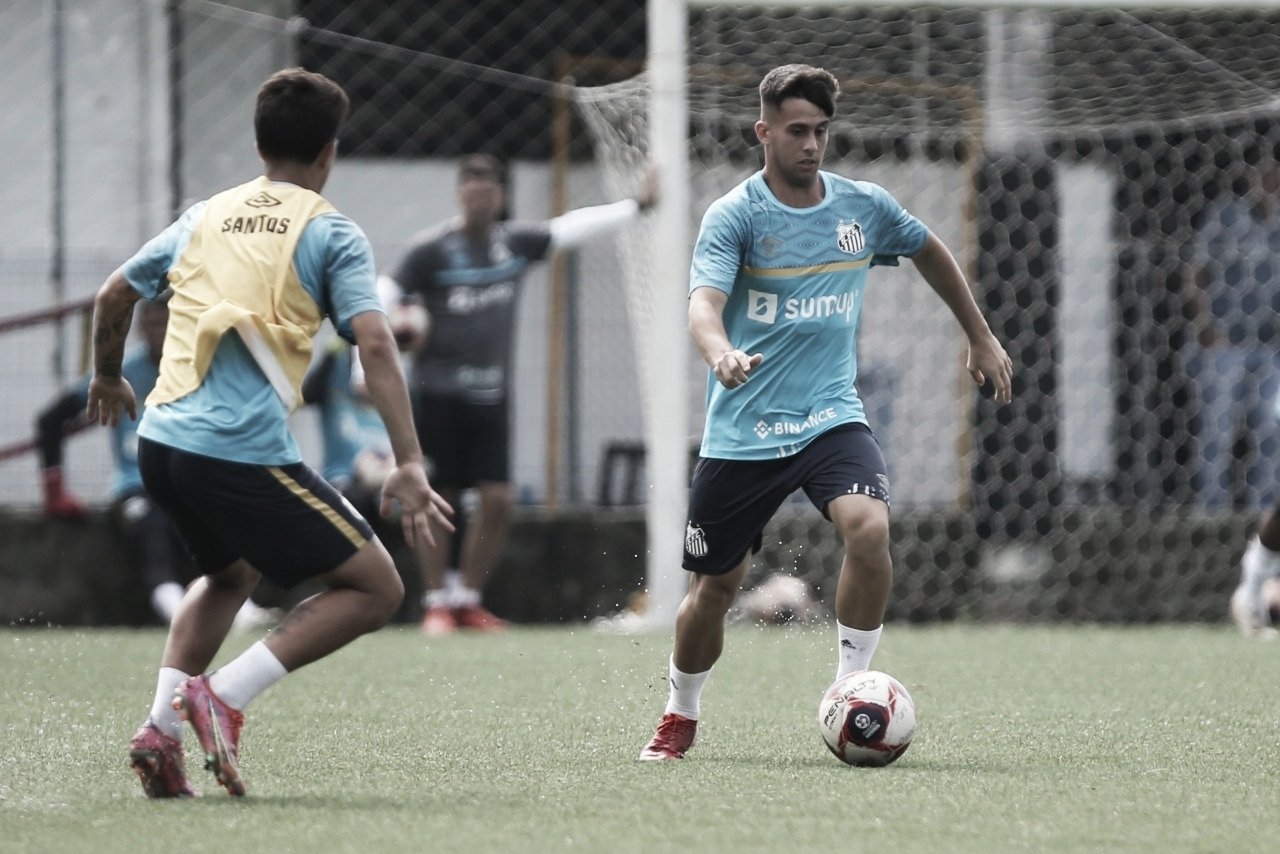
[{"xmin": 383, "ymin": 153, "xmax": 658, "ymax": 635}]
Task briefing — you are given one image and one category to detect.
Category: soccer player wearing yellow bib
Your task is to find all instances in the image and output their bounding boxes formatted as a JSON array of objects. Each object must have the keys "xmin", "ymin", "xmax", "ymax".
[
  {"xmin": 638, "ymin": 64, "xmax": 1013, "ymax": 760},
  {"xmin": 87, "ymin": 68, "xmax": 452, "ymax": 797}
]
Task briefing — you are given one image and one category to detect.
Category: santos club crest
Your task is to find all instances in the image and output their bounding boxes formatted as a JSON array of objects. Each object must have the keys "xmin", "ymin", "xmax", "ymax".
[{"xmin": 836, "ymin": 220, "xmax": 865, "ymax": 255}]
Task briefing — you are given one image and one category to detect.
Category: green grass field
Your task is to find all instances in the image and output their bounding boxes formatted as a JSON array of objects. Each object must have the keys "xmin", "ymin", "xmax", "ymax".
[{"xmin": 2, "ymin": 624, "xmax": 1278, "ymax": 853}]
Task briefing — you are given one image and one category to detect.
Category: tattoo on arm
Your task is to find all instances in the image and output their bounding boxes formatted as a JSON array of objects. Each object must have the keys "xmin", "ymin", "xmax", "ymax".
[{"xmin": 93, "ymin": 303, "xmax": 133, "ymax": 378}]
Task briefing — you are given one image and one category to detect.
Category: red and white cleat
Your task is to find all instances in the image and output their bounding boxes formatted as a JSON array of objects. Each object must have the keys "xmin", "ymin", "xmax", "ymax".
[
  {"xmin": 172, "ymin": 675, "xmax": 246, "ymax": 796},
  {"xmin": 638, "ymin": 713, "xmax": 698, "ymax": 761},
  {"xmin": 128, "ymin": 720, "xmax": 194, "ymax": 798}
]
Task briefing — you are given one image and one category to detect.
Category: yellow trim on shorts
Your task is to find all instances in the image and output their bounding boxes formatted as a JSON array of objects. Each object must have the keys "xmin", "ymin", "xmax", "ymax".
[
  {"xmin": 267, "ymin": 466, "xmax": 366, "ymax": 548},
  {"xmin": 742, "ymin": 258, "xmax": 871, "ymax": 277}
]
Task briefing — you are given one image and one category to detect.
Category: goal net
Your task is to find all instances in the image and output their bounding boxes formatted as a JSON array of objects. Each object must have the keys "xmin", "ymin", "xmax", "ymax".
[{"xmin": 573, "ymin": 1, "xmax": 1280, "ymax": 623}]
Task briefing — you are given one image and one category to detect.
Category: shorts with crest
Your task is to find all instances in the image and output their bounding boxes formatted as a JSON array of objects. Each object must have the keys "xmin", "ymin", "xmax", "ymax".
[
  {"xmin": 683, "ymin": 423, "xmax": 890, "ymax": 576},
  {"xmin": 138, "ymin": 437, "xmax": 374, "ymax": 588}
]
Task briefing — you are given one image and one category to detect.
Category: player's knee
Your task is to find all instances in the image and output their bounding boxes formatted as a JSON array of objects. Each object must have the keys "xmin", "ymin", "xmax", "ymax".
[
  {"xmin": 207, "ymin": 561, "xmax": 260, "ymax": 595},
  {"xmin": 838, "ymin": 511, "xmax": 890, "ymax": 556},
  {"xmin": 692, "ymin": 573, "xmax": 739, "ymax": 614}
]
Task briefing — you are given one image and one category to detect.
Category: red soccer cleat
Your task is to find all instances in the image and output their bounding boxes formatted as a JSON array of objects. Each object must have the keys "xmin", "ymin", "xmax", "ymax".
[
  {"xmin": 452, "ymin": 604, "xmax": 508, "ymax": 632},
  {"xmin": 172, "ymin": 675, "xmax": 246, "ymax": 796},
  {"xmin": 637, "ymin": 713, "xmax": 698, "ymax": 761},
  {"xmin": 421, "ymin": 605, "xmax": 458, "ymax": 637},
  {"xmin": 128, "ymin": 721, "xmax": 194, "ymax": 798}
]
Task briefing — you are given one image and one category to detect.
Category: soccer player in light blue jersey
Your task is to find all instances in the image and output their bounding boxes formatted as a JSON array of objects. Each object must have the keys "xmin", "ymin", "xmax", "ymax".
[
  {"xmin": 87, "ymin": 69, "xmax": 453, "ymax": 797},
  {"xmin": 640, "ymin": 64, "xmax": 1013, "ymax": 761}
]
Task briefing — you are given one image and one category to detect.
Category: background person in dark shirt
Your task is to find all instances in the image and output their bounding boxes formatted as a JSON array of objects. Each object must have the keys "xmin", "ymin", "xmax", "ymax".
[{"xmin": 382, "ymin": 153, "xmax": 657, "ymax": 635}]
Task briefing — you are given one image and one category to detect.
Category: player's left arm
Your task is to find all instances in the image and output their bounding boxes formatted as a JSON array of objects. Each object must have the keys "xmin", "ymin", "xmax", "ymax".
[
  {"xmin": 87, "ymin": 269, "xmax": 142, "ymax": 426},
  {"xmin": 351, "ymin": 310, "xmax": 454, "ymax": 546},
  {"xmin": 321, "ymin": 215, "xmax": 453, "ymax": 544},
  {"xmin": 909, "ymin": 232, "xmax": 1013, "ymax": 404}
]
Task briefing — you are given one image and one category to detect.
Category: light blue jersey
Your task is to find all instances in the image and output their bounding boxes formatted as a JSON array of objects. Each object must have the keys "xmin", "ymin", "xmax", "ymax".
[
  {"xmin": 691, "ymin": 171, "xmax": 927, "ymax": 460},
  {"xmin": 121, "ymin": 183, "xmax": 383, "ymax": 465}
]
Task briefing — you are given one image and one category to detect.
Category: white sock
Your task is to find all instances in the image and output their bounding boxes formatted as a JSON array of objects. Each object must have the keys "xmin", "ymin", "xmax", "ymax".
[
  {"xmin": 445, "ymin": 568, "xmax": 463, "ymax": 593},
  {"xmin": 454, "ymin": 586, "xmax": 481, "ymax": 608},
  {"xmin": 423, "ymin": 588, "xmax": 450, "ymax": 610},
  {"xmin": 663, "ymin": 656, "xmax": 711, "ymax": 720},
  {"xmin": 149, "ymin": 667, "xmax": 189, "ymax": 740},
  {"xmin": 836, "ymin": 622, "xmax": 883, "ymax": 679},
  {"xmin": 150, "ymin": 582, "xmax": 185, "ymax": 624},
  {"xmin": 208, "ymin": 641, "xmax": 288, "ymax": 711},
  {"xmin": 1241, "ymin": 536, "xmax": 1280, "ymax": 597}
]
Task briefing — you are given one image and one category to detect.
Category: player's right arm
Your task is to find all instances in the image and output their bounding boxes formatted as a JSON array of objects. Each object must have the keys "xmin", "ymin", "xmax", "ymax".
[
  {"xmin": 88, "ymin": 202, "xmax": 202, "ymax": 427},
  {"xmin": 689, "ymin": 287, "xmax": 762, "ymax": 389},
  {"xmin": 87, "ymin": 269, "xmax": 142, "ymax": 426},
  {"xmin": 688, "ymin": 195, "xmax": 762, "ymax": 389}
]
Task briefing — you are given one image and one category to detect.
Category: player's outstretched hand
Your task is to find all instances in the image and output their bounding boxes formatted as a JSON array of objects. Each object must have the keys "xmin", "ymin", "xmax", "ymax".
[
  {"xmin": 380, "ymin": 463, "xmax": 454, "ymax": 548},
  {"xmin": 967, "ymin": 333, "xmax": 1014, "ymax": 404},
  {"xmin": 86, "ymin": 375, "xmax": 137, "ymax": 427}
]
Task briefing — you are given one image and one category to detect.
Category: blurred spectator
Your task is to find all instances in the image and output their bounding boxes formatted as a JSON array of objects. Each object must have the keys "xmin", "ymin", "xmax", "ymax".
[
  {"xmin": 302, "ymin": 337, "xmax": 396, "ymax": 525},
  {"xmin": 1183, "ymin": 148, "xmax": 1280, "ymax": 509},
  {"xmin": 35, "ymin": 297, "xmax": 278, "ymax": 628}
]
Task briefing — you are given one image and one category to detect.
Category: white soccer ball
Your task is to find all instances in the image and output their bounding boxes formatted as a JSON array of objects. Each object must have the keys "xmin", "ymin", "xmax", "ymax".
[{"xmin": 817, "ymin": 670, "xmax": 916, "ymax": 767}]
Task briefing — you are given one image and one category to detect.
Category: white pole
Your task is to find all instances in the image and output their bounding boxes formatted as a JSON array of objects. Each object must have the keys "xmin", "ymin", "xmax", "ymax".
[
  {"xmin": 645, "ymin": 0, "xmax": 690, "ymax": 628},
  {"xmin": 141, "ymin": 0, "xmax": 173, "ymax": 236}
]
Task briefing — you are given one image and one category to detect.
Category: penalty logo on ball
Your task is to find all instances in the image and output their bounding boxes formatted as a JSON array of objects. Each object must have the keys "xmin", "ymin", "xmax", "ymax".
[{"xmin": 817, "ymin": 670, "xmax": 916, "ymax": 767}]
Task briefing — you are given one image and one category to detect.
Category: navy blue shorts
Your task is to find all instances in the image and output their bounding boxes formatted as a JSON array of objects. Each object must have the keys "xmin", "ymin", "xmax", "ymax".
[
  {"xmin": 412, "ymin": 391, "xmax": 509, "ymax": 489},
  {"xmin": 683, "ymin": 423, "xmax": 890, "ymax": 576},
  {"xmin": 138, "ymin": 437, "xmax": 374, "ymax": 588}
]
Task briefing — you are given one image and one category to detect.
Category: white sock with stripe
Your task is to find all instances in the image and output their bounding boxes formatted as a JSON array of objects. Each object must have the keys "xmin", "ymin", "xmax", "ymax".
[
  {"xmin": 836, "ymin": 622, "xmax": 882, "ymax": 680},
  {"xmin": 663, "ymin": 656, "xmax": 711, "ymax": 720},
  {"xmin": 209, "ymin": 641, "xmax": 288, "ymax": 711},
  {"xmin": 148, "ymin": 667, "xmax": 189, "ymax": 740}
]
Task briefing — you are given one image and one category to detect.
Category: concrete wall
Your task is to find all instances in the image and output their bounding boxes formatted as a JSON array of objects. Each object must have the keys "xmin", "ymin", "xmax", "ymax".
[
  {"xmin": 0, "ymin": 505, "xmax": 1247, "ymax": 627},
  {"xmin": 0, "ymin": 506, "xmax": 647, "ymax": 627}
]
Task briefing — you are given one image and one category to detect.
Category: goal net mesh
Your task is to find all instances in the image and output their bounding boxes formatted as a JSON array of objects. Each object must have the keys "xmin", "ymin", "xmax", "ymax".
[{"xmin": 573, "ymin": 4, "xmax": 1280, "ymax": 622}]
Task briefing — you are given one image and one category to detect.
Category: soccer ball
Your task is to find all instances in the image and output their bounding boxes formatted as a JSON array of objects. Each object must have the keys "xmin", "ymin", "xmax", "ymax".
[{"xmin": 817, "ymin": 670, "xmax": 916, "ymax": 767}]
